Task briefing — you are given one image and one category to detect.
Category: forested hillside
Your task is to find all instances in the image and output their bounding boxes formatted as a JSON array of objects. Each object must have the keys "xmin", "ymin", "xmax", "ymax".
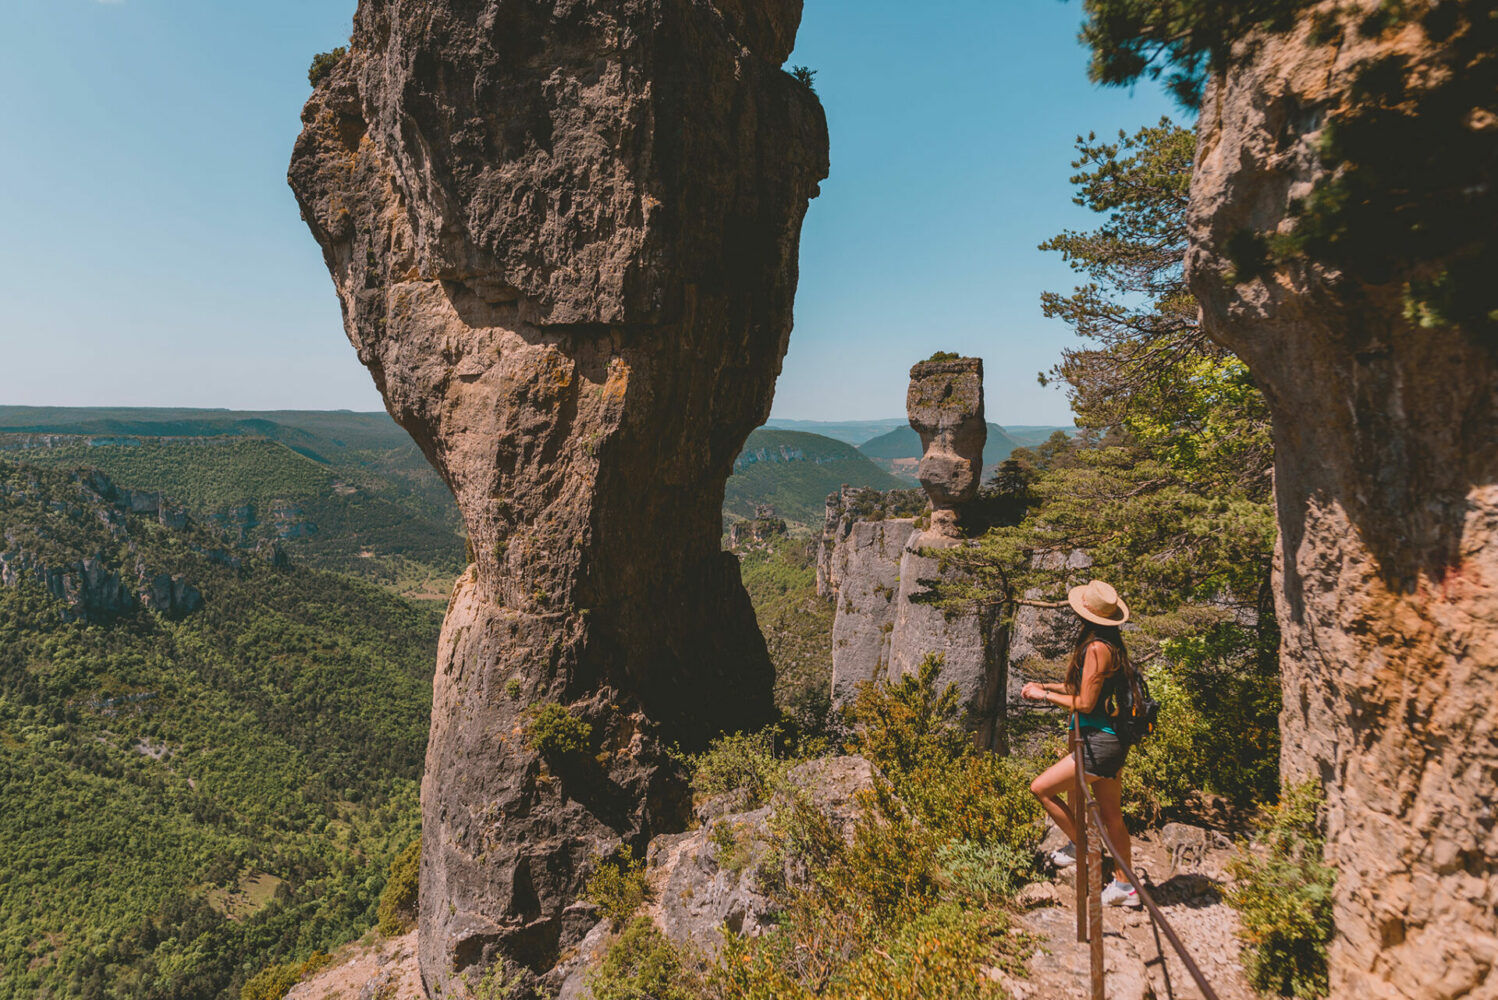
[
  {"xmin": 725, "ymin": 429, "xmax": 905, "ymax": 529},
  {"xmin": 0, "ymin": 459, "xmax": 436, "ymax": 999},
  {"xmin": 0, "ymin": 410, "xmax": 463, "ymax": 596}
]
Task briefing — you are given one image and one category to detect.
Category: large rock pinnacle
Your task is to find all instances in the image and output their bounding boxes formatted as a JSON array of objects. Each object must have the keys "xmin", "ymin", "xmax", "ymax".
[
  {"xmin": 1187, "ymin": 3, "xmax": 1496, "ymax": 995},
  {"xmin": 907, "ymin": 357, "xmax": 985, "ymax": 537},
  {"xmin": 288, "ymin": 1, "xmax": 827, "ymax": 993}
]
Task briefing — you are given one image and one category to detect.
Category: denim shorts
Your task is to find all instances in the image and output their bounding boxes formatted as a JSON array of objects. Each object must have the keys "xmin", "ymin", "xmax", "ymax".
[{"xmin": 1078, "ymin": 727, "xmax": 1128, "ymax": 780}]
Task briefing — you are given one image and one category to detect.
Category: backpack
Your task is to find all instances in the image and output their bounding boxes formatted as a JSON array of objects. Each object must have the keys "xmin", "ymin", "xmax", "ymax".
[{"xmin": 1115, "ymin": 667, "xmax": 1160, "ymax": 746}]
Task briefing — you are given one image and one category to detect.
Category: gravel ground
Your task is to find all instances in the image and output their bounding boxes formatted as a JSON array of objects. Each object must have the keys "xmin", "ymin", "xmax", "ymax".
[{"xmin": 1007, "ymin": 825, "xmax": 1258, "ymax": 1000}]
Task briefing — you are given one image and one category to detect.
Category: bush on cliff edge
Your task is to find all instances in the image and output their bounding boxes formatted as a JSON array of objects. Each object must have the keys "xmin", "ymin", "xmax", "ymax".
[
  {"xmin": 1227, "ymin": 780, "xmax": 1336, "ymax": 998},
  {"xmin": 377, "ymin": 837, "xmax": 420, "ymax": 936}
]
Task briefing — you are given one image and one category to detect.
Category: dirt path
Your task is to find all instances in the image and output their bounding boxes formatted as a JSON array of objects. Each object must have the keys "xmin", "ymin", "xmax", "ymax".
[{"xmin": 996, "ymin": 824, "xmax": 1258, "ymax": 1000}]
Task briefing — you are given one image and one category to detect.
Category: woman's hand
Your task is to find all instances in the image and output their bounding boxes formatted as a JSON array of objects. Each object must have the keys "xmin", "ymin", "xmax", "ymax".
[{"xmin": 1021, "ymin": 682, "xmax": 1047, "ymax": 701}]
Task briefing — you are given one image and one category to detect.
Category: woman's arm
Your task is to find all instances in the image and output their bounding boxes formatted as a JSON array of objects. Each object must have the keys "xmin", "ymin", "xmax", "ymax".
[{"xmin": 1038, "ymin": 644, "xmax": 1110, "ymax": 713}]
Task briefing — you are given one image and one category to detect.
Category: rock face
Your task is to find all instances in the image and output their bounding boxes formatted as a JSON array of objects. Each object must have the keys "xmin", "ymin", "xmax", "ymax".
[
  {"xmin": 1187, "ymin": 5, "xmax": 1498, "ymax": 995},
  {"xmin": 288, "ymin": 2, "xmax": 827, "ymax": 993},
  {"xmin": 1005, "ymin": 549, "xmax": 1091, "ymax": 707},
  {"xmin": 827, "ymin": 518, "xmax": 917, "ymax": 705},
  {"xmin": 727, "ymin": 510, "xmax": 788, "ymax": 552},
  {"xmin": 822, "ymin": 359, "xmax": 1004, "ymax": 748},
  {"xmin": 885, "ymin": 534, "xmax": 1006, "ymax": 749}
]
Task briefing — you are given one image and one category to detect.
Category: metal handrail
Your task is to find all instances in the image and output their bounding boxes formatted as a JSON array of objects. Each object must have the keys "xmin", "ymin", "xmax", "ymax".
[{"xmin": 1071, "ymin": 714, "xmax": 1223, "ymax": 1000}]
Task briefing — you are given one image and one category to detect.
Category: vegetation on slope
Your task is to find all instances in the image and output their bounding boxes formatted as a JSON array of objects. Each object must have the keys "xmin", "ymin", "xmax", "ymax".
[
  {"xmin": 725, "ymin": 430, "xmax": 904, "ymax": 529},
  {"xmin": 585, "ymin": 662, "xmax": 1042, "ymax": 1000},
  {"xmin": 0, "ymin": 460, "xmax": 435, "ymax": 1000},
  {"xmin": 737, "ymin": 540, "xmax": 833, "ymax": 730},
  {"xmin": 0, "ymin": 414, "xmax": 464, "ymax": 591}
]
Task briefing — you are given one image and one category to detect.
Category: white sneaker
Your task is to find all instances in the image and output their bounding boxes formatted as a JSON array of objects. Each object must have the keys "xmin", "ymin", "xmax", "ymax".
[
  {"xmin": 1101, "ymin": 879, "xmax": 1141, "ymax": 908},
  {"xmin": 1048, "ymin": 843, "xmax": 1077, "ymax": 868}
]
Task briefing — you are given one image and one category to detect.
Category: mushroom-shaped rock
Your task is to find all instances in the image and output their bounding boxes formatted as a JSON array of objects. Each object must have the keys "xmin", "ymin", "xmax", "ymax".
[
  {"xmin": 907, "ymin": 357, "xmax": 986, "ymax": 536},
  {"xmin": 288, "ymin": 0, "xmax": 828, "ymax": 993}
]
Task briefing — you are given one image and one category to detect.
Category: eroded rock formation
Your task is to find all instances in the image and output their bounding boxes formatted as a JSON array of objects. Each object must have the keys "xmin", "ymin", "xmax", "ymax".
[
  {"xmin": 908, "ymin": 357, "xmax": 985, "ymax": 537},
  {"xmin": 1188, "ymin": 4, "xmax": 1497, "ymax": 995},
  {"xmin": 822, "ymin": 358, "xmax": 1005, "ymax": 747},
  {"xmin": 288, "ymin": 1, "xmax": 827, "ymax": 993}
]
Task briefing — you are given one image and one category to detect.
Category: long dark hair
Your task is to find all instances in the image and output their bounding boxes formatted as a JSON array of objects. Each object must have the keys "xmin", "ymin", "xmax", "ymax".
[{"xmin": 1064, "ymin": 621, "xmax": 1133, "ymax": 709}]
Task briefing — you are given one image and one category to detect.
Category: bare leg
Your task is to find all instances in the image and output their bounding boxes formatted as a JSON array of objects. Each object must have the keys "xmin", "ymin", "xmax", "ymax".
[
  {"xmin": 1092, "ymin": 777, "xmax": 1133, "ymax": 880},
  {"xmin": 1030, "ymin": 752, "xmax": 1098, "ymax": 846}
]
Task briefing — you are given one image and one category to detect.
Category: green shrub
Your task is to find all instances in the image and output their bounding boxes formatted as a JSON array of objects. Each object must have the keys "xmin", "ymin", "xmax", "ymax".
[
  {"xmin": 241, "ymin": 952, "xmax": 329, "ymax": 1000},
  {"xmin": 847, "ymin": 654, "xmax": 969, "ymax": 781},
  {"xmin": 902, "ymin": 751, "xmax": 1042, "ymax": 851},
  {"xmin": 705, "ymin": 712, "xmax": 1033, "ymax": 1000},
  {"xmin": 525, "ymin": 703, "xmax": 592, "ymax": 758},
  {"xmin": 460, "ymin": 955, "xmax": 531, "ymax": 1000},
  {"xmin": 833, "ymin": 903, "xmax": 1006, "ymax": 1000},
  {"xmin": 691, "ymin": 727, "xmax": 787, "ymax": 807},
  {"xmin": 711, "ymin": 900, "xmax": 1012, "ymax": 1000},
  {"xmin": 584, "ymin": 846, "xmax": 649, "ymax": 928},
  {"xmin": 936, "ymin": 840, "xmax": 1034, "ymax": 906},
  {"xmin": 307, "ymin": 47, "xmax": 346, "ymax": 87},
  {"xmin": 924, "ymin": 350, "xmax": 961, "ymax": 362},
  {"xmin": 709, "ymin": 820, "xmax": 756, "ymax": 879},
  {"xmin": 790, "ymin": 65, "xmax": 818, "ymax": 93},
  {"xmin": 845, "ymin": 656, "xmax": 1042, "ymax": 861},
  {"xmin": 377, "ymin": 837, "xmax": 420, "ymax": 936},
  {"xmin": 1121, "ymin": 664, "xmax": 1210, "ymax": 824},
  {"xmin": 1227, "ymin": 780, "xmax": 1336, "ymax": 998},
  {"xmin": 586, "ymin": 916, "xmax": 701, "ymax": 1000}
]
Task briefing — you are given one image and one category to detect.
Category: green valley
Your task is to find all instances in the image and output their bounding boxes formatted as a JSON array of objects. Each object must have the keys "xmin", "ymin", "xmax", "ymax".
[{"xmin": 0, "ymin": 459, "xmax": 436, "ymax": 1000}]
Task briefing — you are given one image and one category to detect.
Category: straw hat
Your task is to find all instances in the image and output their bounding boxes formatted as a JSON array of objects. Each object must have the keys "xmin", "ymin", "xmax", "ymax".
[{"xmin": 1068, "ymin": 579, "xmax": 1129, "ymax": 626}]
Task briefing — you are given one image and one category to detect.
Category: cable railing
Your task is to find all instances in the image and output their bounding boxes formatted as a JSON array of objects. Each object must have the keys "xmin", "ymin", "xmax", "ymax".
[{"xmin": 1069, "ymin": 717, "xmax": 1223, "ymax": 1000}]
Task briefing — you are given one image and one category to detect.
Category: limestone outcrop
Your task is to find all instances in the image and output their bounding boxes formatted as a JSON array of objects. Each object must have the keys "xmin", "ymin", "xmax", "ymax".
[
  {"xmin": 288, "ymin": 1, "xmax": 827, "ymax": 993},
  {"xmin": 827, "ymin": 517, "xmax": 916, "ymax": 706},
  {"xmin": 727, "ymin": 508, "xmax": 788, "ymax": 552},
  {"xmin": 822, "ymin": 359, "xmax": 1005, "ymax": 748},
  {"xmin": 1187, "ymin": 4, "xmax": 1497, "ymax": 994},
  {"xmin": 0, "ymin": 470, "xmax": 207, "ymax": 621},
  {"xmin": 553, "ymin": 755, "xmax": 878, "ymax": 999},
  {"xmin": 907, "ymin": 358, "xmax": 985, "ymax": 537}
]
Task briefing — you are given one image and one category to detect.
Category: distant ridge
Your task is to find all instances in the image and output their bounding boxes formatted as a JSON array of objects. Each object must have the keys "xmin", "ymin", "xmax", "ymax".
[
  {"xmin": 0, "ymin": 407, "xmax": 462, "ymax": 585},
  {"xmin": 760, "ymin": 417, "xmax": 908, "ymax": 446},
  {"xmin": 858, "ymin": 422, "xmax": 1024, "ymax": 467},
  {"xmin": 765, "ymin": 416, "xmax": 1077, "ymax": 451}
]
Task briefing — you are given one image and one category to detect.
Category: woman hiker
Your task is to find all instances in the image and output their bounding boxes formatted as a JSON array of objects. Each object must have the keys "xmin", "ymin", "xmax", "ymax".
[{"xmin": 1021, "ymin": 579, "xmax": 1142, "ymax": 908}]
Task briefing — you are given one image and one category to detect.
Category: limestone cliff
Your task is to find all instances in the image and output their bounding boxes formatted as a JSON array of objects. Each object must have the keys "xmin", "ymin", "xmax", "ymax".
[
  {"xmin": 288, "ymin": 1, "xmax": 827, "ymax": 993},
  {"xmin": 1187, "ymin": 3, "xmax": 1497, "ymax": 995}
]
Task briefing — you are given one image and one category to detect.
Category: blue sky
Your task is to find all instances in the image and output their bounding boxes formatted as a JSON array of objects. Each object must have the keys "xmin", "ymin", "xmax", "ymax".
[{"xmin": 0, "ymin": 0, "xmax": 1178, "ymax": 425}]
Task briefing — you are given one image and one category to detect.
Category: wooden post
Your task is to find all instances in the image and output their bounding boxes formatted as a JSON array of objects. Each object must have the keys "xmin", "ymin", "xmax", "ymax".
[
  {"xmin": 1087, "ymin": 795, "xmax": 1105, "ymax": 999},
  {"xmin": 1072, "ymin": 730, "xmax": 1087, "ymax": 944}
]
